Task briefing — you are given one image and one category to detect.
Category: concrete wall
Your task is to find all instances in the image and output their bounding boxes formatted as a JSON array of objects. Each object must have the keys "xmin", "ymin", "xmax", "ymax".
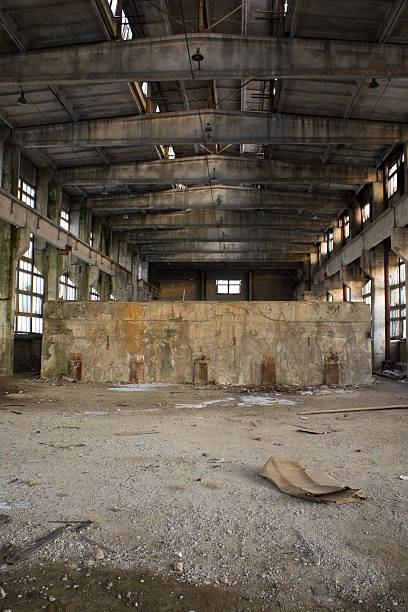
[{"xmin": 41, "ymin": 301, "xmax": 372, "ymax": 386}]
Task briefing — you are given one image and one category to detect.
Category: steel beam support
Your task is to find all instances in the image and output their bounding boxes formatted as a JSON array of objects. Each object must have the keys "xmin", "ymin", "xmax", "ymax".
[
  {"xmin": 0, "ymin": 188, "xmax": 131, "ymax": 280},
  {"xmin": 2, "ymin": 34, "xmax": 408, "ymax": 85},
  {"xmin": 54, "ymin": 156, "xmax": 378, "ymax": 186},
  {"xmin": 15, "ymin": 110, "xmax": 408, "ymax": 147}
]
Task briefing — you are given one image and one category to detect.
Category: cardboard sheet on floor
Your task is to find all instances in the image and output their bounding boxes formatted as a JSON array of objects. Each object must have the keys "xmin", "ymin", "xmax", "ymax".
[{"xmin": 259, "ymin": 457, "xmax": 363, "ymax": 504}]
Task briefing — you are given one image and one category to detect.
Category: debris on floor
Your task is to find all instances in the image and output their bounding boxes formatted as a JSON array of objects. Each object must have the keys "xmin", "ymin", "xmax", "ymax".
[
  {"xmin": 259, "ymin": 457, "xmax": 364, "ymax": 504},
  {"xmin": 299, "ymin": 404, "xmax": 408, "ymax": 415},
  {"xmin": 176, "ymin": 398, "xmax": 234, "ymax": 409},
  {"xmin": 399, "ymin": 474, "xmax": 408, "ymax": 480},
  {"xmin": 238, "ymin": 395, "xmax": 297, "ymax": 406},
  {"xmin": 295, "ymin": 426, "xmax": 332, "ymax": 435},
  {"xmin": 107, "ymin": 383, "xmax": 173, "ymax": 392}
]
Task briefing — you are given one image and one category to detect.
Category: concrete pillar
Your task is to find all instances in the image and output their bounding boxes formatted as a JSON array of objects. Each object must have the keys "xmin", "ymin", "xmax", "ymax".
[
  {"xmin": 1, "ymin": 143, "xmax": 20, "ymax": 196},
  {"xmin": 200, "ymin": 271, "xmax": 206, "ymax": 301},
  {"xmin": 324, "ymin": 275, "xmax": 343, "ymax": 302},
  {"xmin": 0, "ymin": 144, "xmax": 21, "ymax": 374},
  {"xmin": 361, "ymin": 247, "xmax": 385, "ymax": 370},
  {"xmin": 92, "ymin": 216, "xmax": 103, "ymax": 251},
  {"xmin": 0, "ymin": 221, "xmax": 30, "ymax": 375},
  {"xmin": 99, "ymin": 271, "xmax": 111, "ymax": 301},
  {"xmin": 45, "ymin": 183, "xmax": 63, "ymax": 301},
  {"xmin": 79, "ymin": 207, "xmax": 92, "ymax": 243},
  {"xmin": 70, "ymin": 262, "xmax": 89, "ymax": 301},
  {"xmin": 372, "ymin": 177, "xmax": 384, "ymax": 219}
]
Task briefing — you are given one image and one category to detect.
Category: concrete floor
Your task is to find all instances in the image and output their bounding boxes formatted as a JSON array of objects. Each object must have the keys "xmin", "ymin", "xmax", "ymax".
[{"xmin": 0, "ymin": 375, "xmax": 407, "ymax": 611}]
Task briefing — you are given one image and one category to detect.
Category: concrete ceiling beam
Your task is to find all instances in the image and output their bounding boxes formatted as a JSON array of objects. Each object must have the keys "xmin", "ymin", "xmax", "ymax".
[
  {"xmin": 136, "ymin": 242, "xmax": 313, "ymax": 254},
  {"xmin": 15, "ymin": 110, "xmax": 408, "ymax": 147},
  {"xmin": 3, "ymin": 34, "xmax": 408, "ymax": 85},
  {"xmin": 54, "ymin": 156, "xmax": 377, "ymax": 186},
  {"xmin": 110, "ymin": 210, "xmax": 328, "ymax": 230},
  {"xmin": 145, "ymin": 252, "xmax": 308, "ymax": 263},
  {"xmin": 89, "ymin": 185, "xmax": 345, "ymax": 212},
  {"xmin": 121, "ymin": 228, "xmax": 322, "ymax": 242}
]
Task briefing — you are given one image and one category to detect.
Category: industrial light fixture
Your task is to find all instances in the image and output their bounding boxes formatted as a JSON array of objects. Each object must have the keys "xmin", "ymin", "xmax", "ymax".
[
  {"xmin": 369, "ymin": 78, "xmax": 379, "ymax": 89},
  {"xmin": 204, "ymin": 122, "xmax": 212, "ymax": 133},
  {"xmin": 17, "ymin": 87, "xmax": 28, "ymax": 105},
  {"xmin": 122, "ymin": 213, "xmax": 129, "ymax": 220},
  {"xmin": 101, "ymin": 185, "xmax": 108, "ymax": 195},
  {"xmin": 191, "ymin": 47, "xmax": 204, "ymax": 70}
]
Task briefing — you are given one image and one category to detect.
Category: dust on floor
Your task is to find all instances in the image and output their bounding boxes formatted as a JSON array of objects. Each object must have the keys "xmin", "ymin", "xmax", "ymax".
[{"xmin": 0, "ymin": 375, "xmax": 407, "ymax": 611}]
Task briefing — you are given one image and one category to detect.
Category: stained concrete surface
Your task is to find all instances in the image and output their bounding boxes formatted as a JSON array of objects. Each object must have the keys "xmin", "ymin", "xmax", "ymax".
[
  {"xmin": 41, "ymin": 301, "xmax": 372, "ymax": 386},
  {"xmin": 0, "ymin": 375, "xmax": 407, "ymax": 611}
]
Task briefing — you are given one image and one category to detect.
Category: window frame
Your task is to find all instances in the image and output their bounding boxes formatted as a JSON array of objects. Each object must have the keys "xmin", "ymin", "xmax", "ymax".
[
  {"xmin": 18, "ymin": 178, "xmax": 36, "ymax": 209},
  {"xmin": 14, "ymin": 233, "xmax": 44, "ymax": 335},
  {"xmin": 389, "ymin": 258, "xmax": 406, "ymax": 341},
  {"xmin": 58, "ymin": 274, "xmax": 77, "ymax": 301},
  {"xmin": 216, "ymin": 279, "xmax": 242, "ymax": 295}
]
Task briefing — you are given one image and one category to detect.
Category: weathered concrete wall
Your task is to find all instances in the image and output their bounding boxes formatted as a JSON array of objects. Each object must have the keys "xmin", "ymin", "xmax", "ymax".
[{"xmin": 41, "ymin": 301, "xmax": 372, "ymax": 386}]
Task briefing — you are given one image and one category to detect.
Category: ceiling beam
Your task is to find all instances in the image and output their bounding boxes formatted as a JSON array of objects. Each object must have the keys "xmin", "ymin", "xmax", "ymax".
[
  {"xmin": 54, "ymin": 155, "xmax": 377, "ymax": 186},
  {"xmin": 121, "ymin": 227, "xmax": 322, "ymax": 243},
  {"xmin": 109, "ymin": 209, "xmax": 330, "ymax": 231},
  {"xmin": 16, "ymin": 110, "xmax": 408, "ymax": 147},
  {"xmin": 3, "ymin": 34, "xmax": 408, "ymax": 85},
  {"xmin": 134, "ymin": 241, "xmax": 313, "ymax": 254},
  {"xmin": 88, "ymin": 184, "xmax": 345, "ymax": 212},
  {"xmin": 145, "ymin": 252, "xmax": 309, "ymax": 262}
]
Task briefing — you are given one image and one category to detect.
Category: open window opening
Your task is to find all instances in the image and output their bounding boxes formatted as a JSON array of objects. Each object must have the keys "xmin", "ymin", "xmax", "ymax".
[
  {"xmin": 216, "ymin": 279, "xmax": 241, "ymax": 295},
  {"xmin": 59, "ymin": 209, "xmax": 70, "ymax": 232},
  {"xmin": 389, "ymin": 258, "xmax": 406, "ymax": 340},
  {"xmin": 18, "ymin": 178, "xmax": 36, "ymax": 208},
  {"xmin": 343, "ymin": 284, "xmax": 351, "ymax": 302},
  {"xmin": 327, "ymin": 229, "xmax": 334, "ymax": 255},
  {"xmin": 90, "ymin": 286, "xmax": 101, "ymax": 301},
  {"xmin": 339, "ymin": 211, "xmax": 350, "ymax": 242},
  {"xmin": 361, "ymin": 202, "xmax": 371, "ymax": 224},
  {"xmin": 14, "ymin": 233, "xmax": 44, "ymax": 334},
  {"xmin": 387, "ymin": 150, "xmax": 405, "ymax": 200},
  {"xmin": 362, "ymin": 280, "xmax": 372, "ymax": 305},
  {"xmin": 58, "ymin": 274, "xmax": 77, "ymax": 301}
]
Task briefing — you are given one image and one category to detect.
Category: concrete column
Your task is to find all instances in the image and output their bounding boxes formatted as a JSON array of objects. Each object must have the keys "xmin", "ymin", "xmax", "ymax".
[
  {"xmin": 45, "ymin": 183, "xmax": 63, "ymax": 301},
  {"xmin": 324, "ymin": 276, "xmax": 344, "ymax": 302},
  {"xmin": 200, "ymin": 271, "xmax": 206, "ymax": 301},
  {"xmin": 351, "ymin": 200, "xmax": 362, "ymax": 236},
  {"xmin": 70, "ymin": 262, "xmax": 89, "ymax": 301},
  {"xmin": 0, "ymin": 221, "xmax": 30, "ymax": 375},
  {"xmin": 1, "ymin": 143, "xmax": 20, "ymax": 196},
  {"xmin": 99, "ymin": 271, "xmax": 111, "ymax": 301},
  {"xmin": 0, "ymin": 144, "xmax": 21, "ymax": 374},
  {"xmin": 92, "ymin": 216, "xmax": 103, "ymax": 251},
  {"xmin": 79, "ymin": 207, "xmax": 92, "ymax": 243},
  {"xmin": 361, "ymin": 246, "xmax": 385, "ymax": 370},
  {"xmin": 372, "ymin": 177, "xmax": 385, "ymax": 219}
]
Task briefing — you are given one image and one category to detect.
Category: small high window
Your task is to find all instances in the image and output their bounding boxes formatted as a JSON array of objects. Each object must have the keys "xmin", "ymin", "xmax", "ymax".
[
  {"xmin": 343, "ymin": 285, "xmax": 351, "ymax": 302},
  {"xmin": 18, "ymin": 178, "xmax": 36, "ymax": 208},
  {"xmin": 389, "ymin": 259, "xmax": 406, "ymax": 340},
  {"xmin": 361, "ymin": 202, "xmax": 371, "ymax": 224},
  {"xmin": 90, "ymin": 286, "xmax": 100, "ymax": 301},
  {"xmin": 327, "ymin": 292, "xmax": 333, "ymax": 302},
  {"xmin": 216, "ymin": 280, "xmax": 241, "ymax": 295},
  {"xmin": 14, "ymin": 233, "xmax": 44, "ymax": 334},
  {"xmin": 60, "ymin": 209, "xmax": 70, "ymax": 232},
  {"xmin": 387, "ymin": 151, "xmax": 404, "ymax": 199},
  {"xmin": 362, "ymin": 280, "xmax": 371, "ymax": 306},
  {"xmin": 327, "ymin": 229, "xmax": 334, "ymax": 254},
  {"xmin": 59, "ymin": 274, "xmax": 77, "ymax": 301}
]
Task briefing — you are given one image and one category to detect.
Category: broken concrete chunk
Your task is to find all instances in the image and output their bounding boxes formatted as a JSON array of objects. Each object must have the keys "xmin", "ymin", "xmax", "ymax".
[{"xmin": 259, "ymin": 457, "xmax": 363, "ymax": 504}]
